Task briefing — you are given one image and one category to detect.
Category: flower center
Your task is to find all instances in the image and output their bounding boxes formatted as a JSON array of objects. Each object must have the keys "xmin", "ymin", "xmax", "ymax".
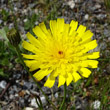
[
  {"xmin": 58, "ymin": 50, "xmax": 65, "ymax": 58},
  {"xmin": 58, "ymin": 51, "xmax": 63, "ymax": 55}
]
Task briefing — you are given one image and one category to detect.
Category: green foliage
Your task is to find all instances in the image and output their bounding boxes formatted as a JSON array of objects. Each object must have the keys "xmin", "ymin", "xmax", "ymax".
[
  {"xmin": 104, "ymin": 0, "xmax": 110, "ymax": 10},
  {"xmin": 24, "ymin": 13, "xmax": 39, "ymax": 32},
  {"xmin": 0, "ymin": 69, "xmax": 9, "ymax": 78},
  {"xmin": 0, "ymin": 27, "xmax": 17, "ymax": 78},
  {"xmin": 1, "ymin": 9, "xmax": 10, "ymax": 21}
]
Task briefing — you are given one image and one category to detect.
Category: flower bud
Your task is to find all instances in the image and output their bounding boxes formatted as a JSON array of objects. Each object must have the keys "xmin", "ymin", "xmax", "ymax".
[{"xmin": 7, "ymin": 28, "xmax": 21, "ymax": 46}]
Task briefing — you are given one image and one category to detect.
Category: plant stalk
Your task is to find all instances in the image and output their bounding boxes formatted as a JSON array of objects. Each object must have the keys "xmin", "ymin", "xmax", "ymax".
[
  {"xmin": 15, "ymin": 45, "xmax": 56, "ymax": 109},
  {"xmin": 59, "ymin": 83, "xmax": 67, "ymax": 110}
]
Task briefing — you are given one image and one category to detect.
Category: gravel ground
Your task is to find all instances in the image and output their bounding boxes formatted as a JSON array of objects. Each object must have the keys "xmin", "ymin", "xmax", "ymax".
[{"xmin": 0, "ymin": 0, "xmax": 110, "ymax": 110}]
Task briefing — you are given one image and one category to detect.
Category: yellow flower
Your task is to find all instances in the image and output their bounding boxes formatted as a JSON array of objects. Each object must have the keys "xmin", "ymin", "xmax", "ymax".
[{"xmin": 22, "ymin": 18, "xmax": 99, "ymax": 88}]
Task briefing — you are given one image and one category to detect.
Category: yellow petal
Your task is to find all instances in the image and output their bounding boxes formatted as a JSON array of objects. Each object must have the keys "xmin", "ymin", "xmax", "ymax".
[
  {"xmin": 22, "ymin": 54, "xmax": 38, "ymax": 59},
  {"xmin": 39, "ymin": 22, "xmax": 49, "ymax": 35},
  {"xmin": 79, "ymin": 68, "xmax": 91, "ymax": 78},
  {"xmin": 77, "ymin": 25, "xmax": 86, "ymax": 37},
  {"xmin": 72, "ymin": 72, "xmax": 81, "ymax": 82},
  {"xmin": 22, "ymin": 41, "xmax": 37, "ymax": 53},
  {"xmin": 58, "ymin": 75, "xmax": 66, "ymax": 87},
  {"xmin": 70, "ymin": 20, "xmax": 78, "ymax": 31},
  {"xmin": 82, "ymin": 40, "xmax": 98, "ymax": 53},
  {"xmin": 33, "ymin": 25, "xmax": 47, "ymax": 41},
  {"xmin": 63, "ymin": 24, "xmax": 70, "ymax": 37},
  {"xmin": 86, "ymin": 52, "xmax": 100, "ymax": 59},
  {"xmin": 26, "ymin": 32, "xmax": 43, "ymax": 48},
  {"xmin": 88, "ymin": 60, "xmax": 99, "ymax": 68},
  {"xmin": 66, "ymin": 73, "xmax": 73, "ymax": 86},
  {"xmin": 57, "ymin": 18, "xmax": 64, "ymax": 33},
  {"xmin": 80, "ymin": 60, "xmax": 99, "ymax": 68},
  {"xmin": 24, "ymin": 60, "xmax": 38, "ymax": 68},
  {"xmin": 33, "ymin": 69, "xmax": 53, "ymax": 81},
  {"xmin": 50, "ymin": 20, "xmax": 57, "ymax": 37},
  {"xmin": 44, "ymin": 73, "xmax": 55, "ymax": 88},
  {"xmin": 81, "ymin": 30, "xmax": 93, "ymax": 43}
]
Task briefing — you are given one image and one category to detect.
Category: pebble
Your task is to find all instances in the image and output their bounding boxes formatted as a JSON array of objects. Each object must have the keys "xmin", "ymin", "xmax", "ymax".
[
  {"xmin": 96, "ymin": 14, "xmax": 107, "ymax": 20},
  {"xmin": 9, "ymin": 94, "xmax": 14, "ymax": 100},
  {"xmin": 13, "ymin": 73, "xmax": 21, "ymax": 79},
  {"xmin": 84, "ymin": 14, "xmax": 89, "ymax": 20},
  {"xmin": 0, "ymin": 80, "xmax": 7, "ymax": 89},
  {"xmin": 19, "ymin": 97, "xmax": 27, "ymax": 108},
  {"xmin": 99, "ymin": 42, "xmax": 107, "ymax": 50},
  {"xmin": 108, "ymin": 37, "xmax": 110, "ymax": 42},
  {"xmin": 24, "ymin": 18, "xmax": 28, "ymax": 23},
  {"xmin": 25, "ymin": 107, "xmax": 35, "ymax": 110},
  {"xmin": 30, "ymin": 90, "xmax": 39, "ymax": 96},
  {"xmin": 91, "ymin": 100, "xmax": 101, "ymax": 110},
  {"xmin": 14, "ymin": 7, "xmax": 18, "ymax": 11},
  {"xmin": 67, "ymin": 0, "xmax": 75, "ymax": 9},
  {"xmin": 95, "ymin": 4, "xmax": 101, "ymax": 9},
  {"xmin": 30, "ymin": 98, "xmax": 38, "ymax": 108},
  {"xmin": 40, "ymin": 96, "xmax": 46, "ymax": 105},
  {"xmin": 106, "ymin": 65, "xmax": 110, "ymax": 74},
  {"xmin": 55, "ymin": 92, "xmax": 58, "ymax": 98},
  {"xmin": 104, "ymin": 29, "xmax": 110, "ymax": 38},
  {"xmin": 75, "ymin": 97, "xmax": 89, "ymax": 110},
  {"xmin": 23, "ymin": 81, "xmax": 33, "ymax": 90},
  {"xmin": 13, "ymin": 85, "xmax": 19, "ymax": 92},
  {"xmin": 105, "ymin": 50, "xmax": 110, "ymax": 57},
  {"xmin": 15, "ymin": 93, "xmax": 19, "ymax": 97},
  {"xmin": 42, "ymin": 87, "xmax": 51, "ymax": 95},
  {"xmin": 0, "ymin": 19, "xmax": 2, "ymax": 24}
]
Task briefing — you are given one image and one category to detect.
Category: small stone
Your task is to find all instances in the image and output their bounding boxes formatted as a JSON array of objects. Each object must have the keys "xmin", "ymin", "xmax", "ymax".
[
  {"xmin": 106, "ymin": 65, "xmax": 110, "ymax": 74},
  {"xmin": 67, "ymin": 0, "xmax": 75, "ymax": 9},
  {"xmin": 14, "ymin": 7, "xmax": 18, "ymax": 11},
  {"xmin": 30, "ymin": 90, "xmax": 39, "ymax": 96},
  {"xmin": 91, "ymin": 100, "xmax": 101, "ymax": 110},
  {"xmin": 31, "ymin": 98, "xmax": 38, "ymax": 108},
  {"xmin": 40, "ymin": 96, "xmax": 46, "ymax": 105},
  {"xmin": 95, "ymin": 4, "xmax": 101, "ymax": 9},
  {"xmin": 0, "ymin": 80, "xmax": 7, "ymax": 89},
  {"xmin": 108, "ymin": 37, "xmax": 110, "ymax": 42},
  {"xmin": 9, "ymin": 94, "xmax": 14, "ymax": 100},
  {"xmin": 19, "ymin": 97, "xmax": 27, "ymax": 108},
  {"xmin": 99, "ymin": 42, "xmax": 107, "ymax": 50},
  {"xmin": 84, "ymin": 14, "xmax": 89, "ymax": 20},
  {"xmin": 22, "ymin": 9, "xmax": 28, "ymax": 15},
  {"xmin": 9, "ymin": 23, "xmax": 14, "ymax": 29},
  {"xmin": 55, "ymin": 93, "xmax": 58, "ymax": 98},
  {"xmin": 13, "ymin": 73, "xmax": 21, "ymax": 79},
  {"xmin": 97, "ymin": 14, "xmax": 107, "ymax": 20},
  {"xmin": 105, "ymin": 50, "xmax": 110, "ymax": 57},
  {"xmin": 25, "ymin": 107, "xmax": 35, "ymax": 110},
  {"xmin": 104, "ymin": 29, "xmax": 110, "ymax": 38},
  {"xmin": 42, "ymin": 87, "xmax": 51, "ymax": 95},
  {"xmin": 15, "ymin": 93, "xmax": 19, "ymax": 97},
  {"xmin": 0, "ymin": 19, "xmax": 2, "ymax": 24},
  {"xmin": 24, "ymin": 19, "xmax": 28, "ymax": 23},
  {"xmin": 23, "ymin": 81, "xmax": 33, "ymax": 90},
  {"xmin": 13, "ymin": 85, "xmax": 18, "ymax": 92}
]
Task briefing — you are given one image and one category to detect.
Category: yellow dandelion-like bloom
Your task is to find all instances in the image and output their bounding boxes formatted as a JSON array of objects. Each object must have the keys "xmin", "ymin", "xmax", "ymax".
[{"xmin": 22, "ymin": 18, "xmax": 99, "ymax": 88}]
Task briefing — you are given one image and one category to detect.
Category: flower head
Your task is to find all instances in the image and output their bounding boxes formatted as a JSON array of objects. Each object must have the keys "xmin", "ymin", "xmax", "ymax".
[
  {"xmin": 22, "ymin": 18, "xmax": 99, "ymax": 88},
  {"xmin": 7, "ymin": 28, "xmax": 21, "ymax": 46}
]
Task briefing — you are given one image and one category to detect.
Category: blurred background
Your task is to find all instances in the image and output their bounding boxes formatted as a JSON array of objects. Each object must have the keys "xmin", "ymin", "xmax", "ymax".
[{"xmin": 0, "ymin": 0, "xmax": 110, "ymax": 110}]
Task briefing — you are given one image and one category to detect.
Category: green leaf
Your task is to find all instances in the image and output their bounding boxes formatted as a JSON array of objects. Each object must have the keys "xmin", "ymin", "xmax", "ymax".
[
  {"xmin": 0, "ymin": 69, "xmax": 9, "ymax": 78},
  {"xmin": 1, "ymin": 58, "xmax": 9, "ymax": 66},
  {"xmin": 0, "ymin": 27, "xmax": 9, "ymax": 43}
]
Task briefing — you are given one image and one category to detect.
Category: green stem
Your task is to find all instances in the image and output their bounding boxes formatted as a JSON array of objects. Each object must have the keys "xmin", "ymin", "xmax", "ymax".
[
  {"xmin": 15, "ymin": 45, "xmax": 56, "ymax": 109},
  {"xmin": 38, "ymin": 96, "xmax": 43, "ymax": 110},
  {"xmin": 59, "ymin": 83, "xmax": 66, "ymax": 110},
  {"xmin": 35, "ymin": 97, "xmax": 41, "ymax": 109}
]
